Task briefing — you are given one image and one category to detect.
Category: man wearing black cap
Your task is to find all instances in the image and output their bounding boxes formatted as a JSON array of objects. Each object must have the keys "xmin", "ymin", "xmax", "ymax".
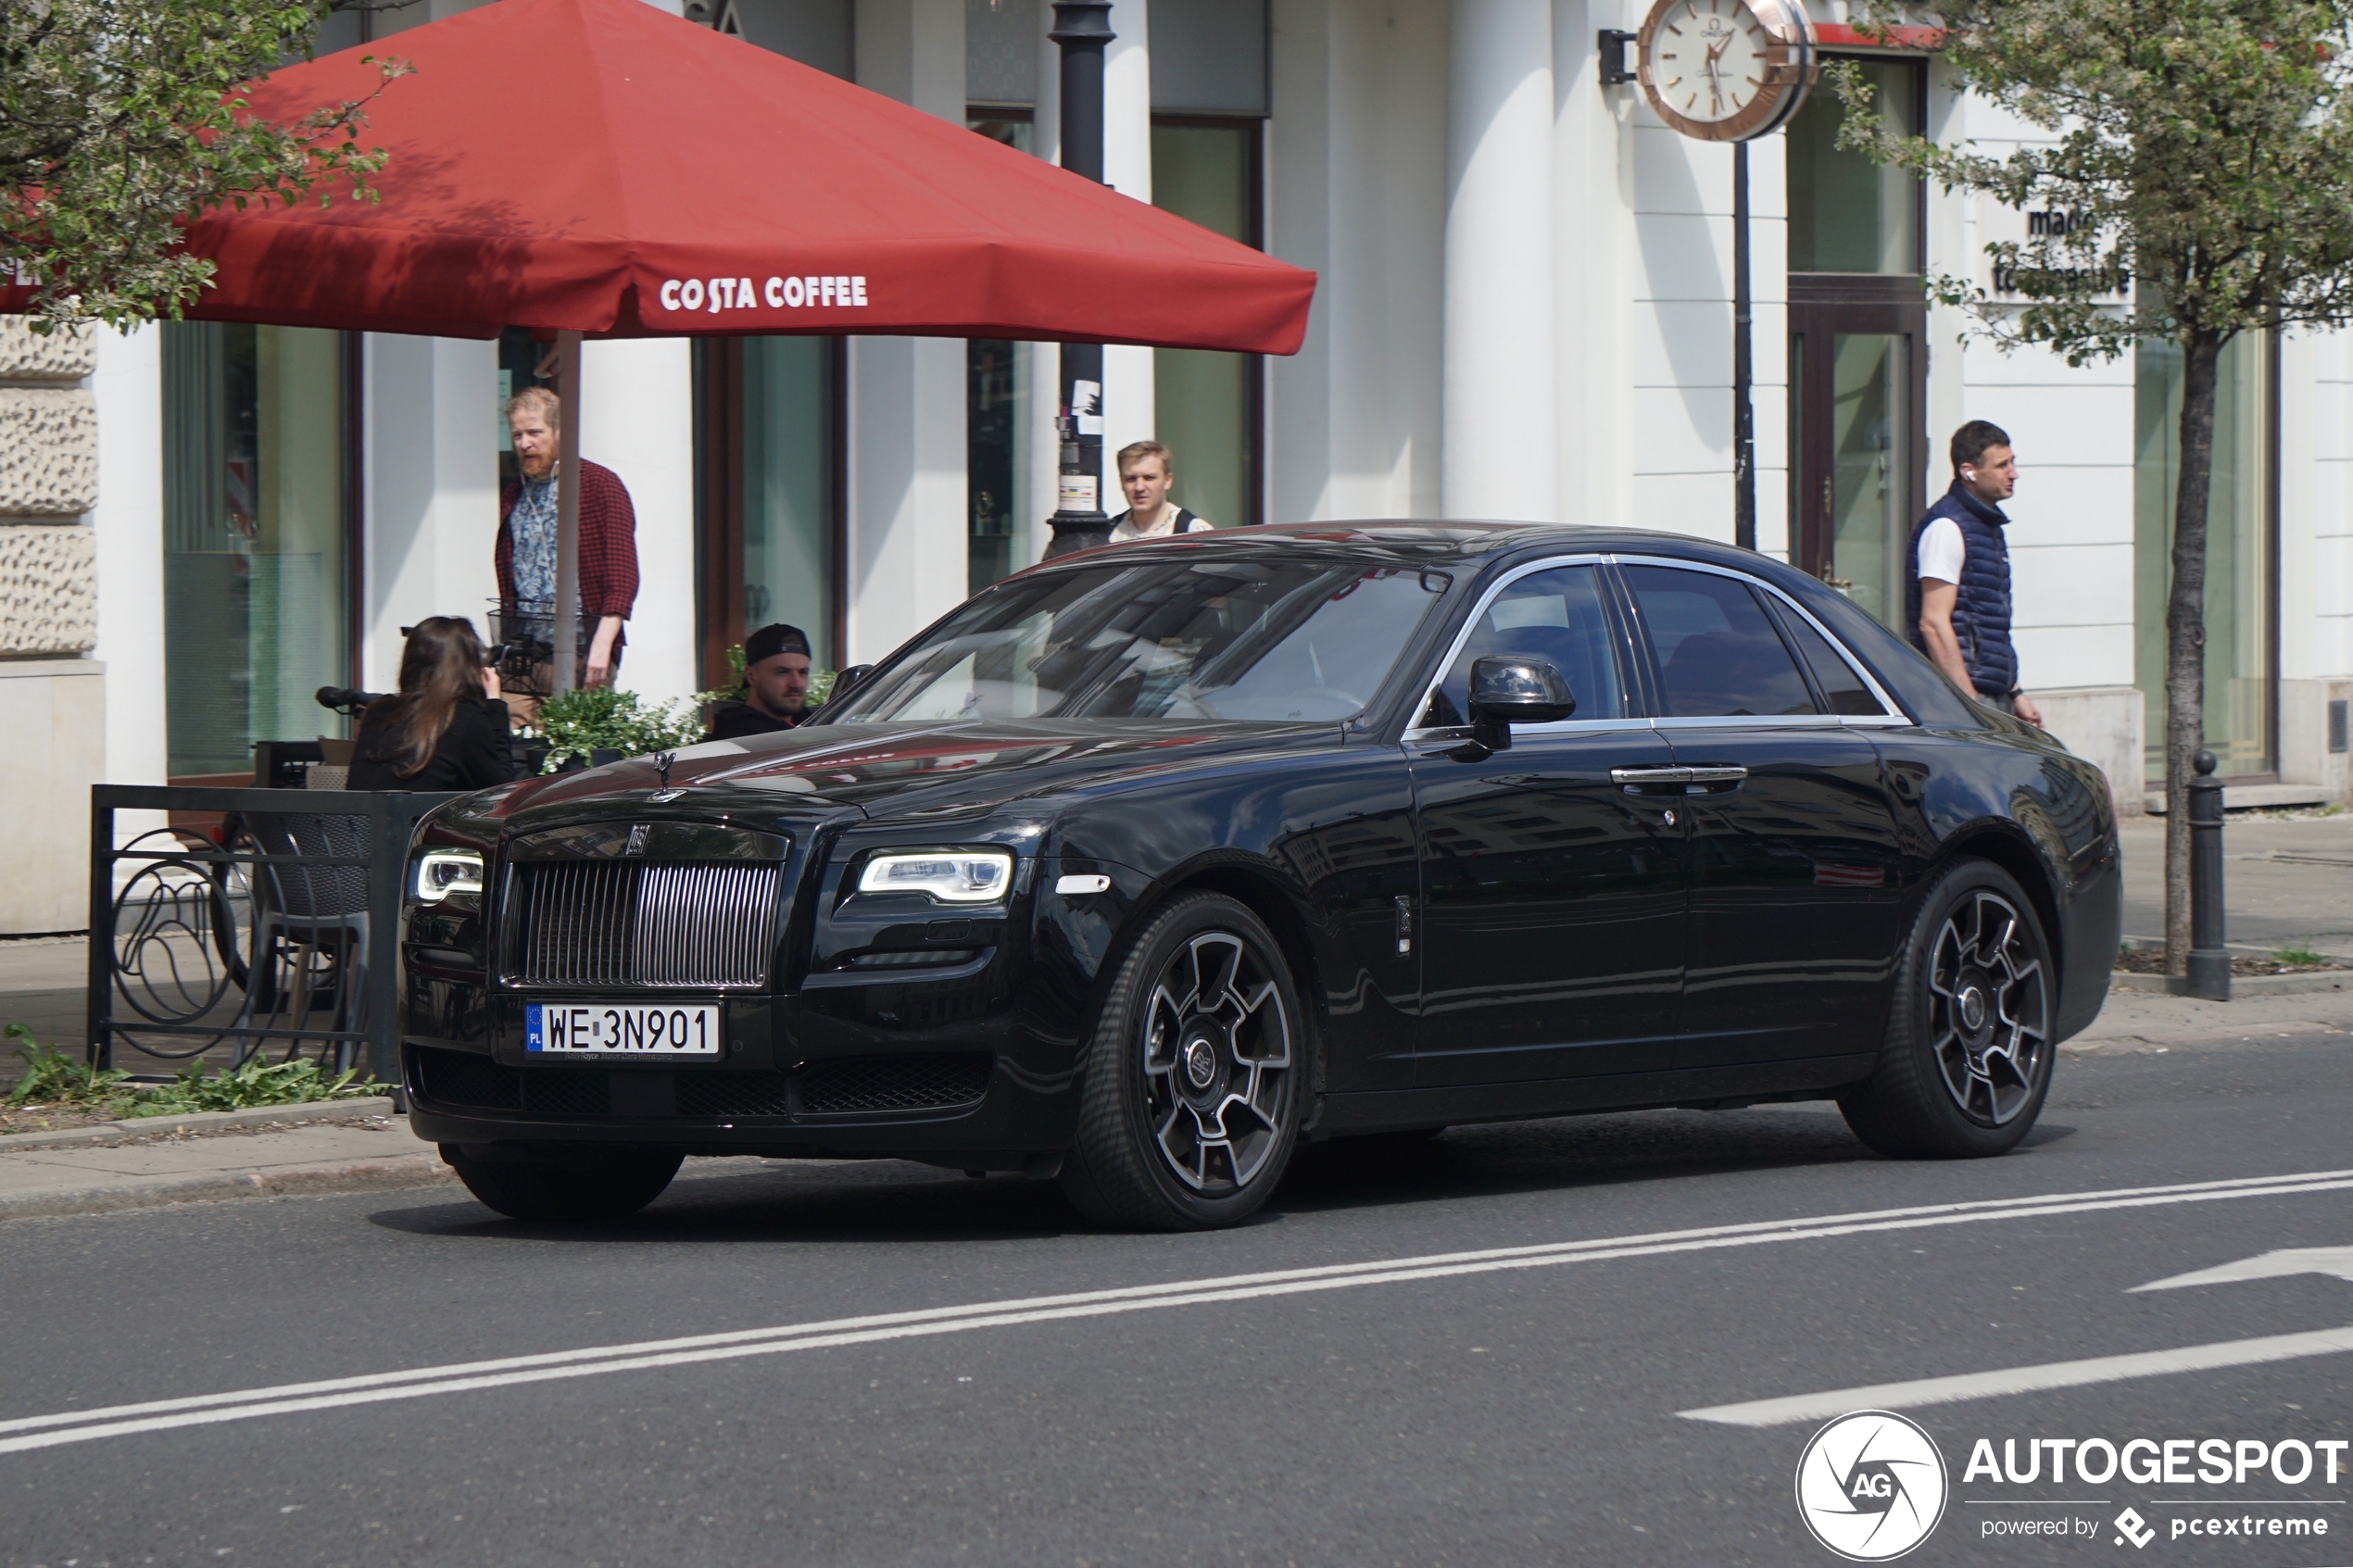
[{"xmin": 707, "ymin": 623, "xmax": 818, "ymax": 740}]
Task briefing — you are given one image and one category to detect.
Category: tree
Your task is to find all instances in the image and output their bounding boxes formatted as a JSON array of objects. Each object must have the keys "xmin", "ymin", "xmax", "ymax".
[
  {"xmin": 0, "ymin": 0, "xmax": 403, "ymax": 332},
  {"xmin": 1832, "ymin": 0, "xmax": 2353, "ymax": 973}
]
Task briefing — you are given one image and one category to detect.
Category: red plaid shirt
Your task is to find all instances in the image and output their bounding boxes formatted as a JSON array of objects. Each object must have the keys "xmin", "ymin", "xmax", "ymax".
[{"xmin": 496, "ymin": 458, "xmax": 640, "ymax": 634}]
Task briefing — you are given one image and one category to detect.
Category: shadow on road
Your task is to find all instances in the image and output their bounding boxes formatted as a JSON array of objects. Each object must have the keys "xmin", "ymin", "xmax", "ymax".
[{"xmin": 365, "ymin": 1104, "xmax": 2076, "ymax": 1245}]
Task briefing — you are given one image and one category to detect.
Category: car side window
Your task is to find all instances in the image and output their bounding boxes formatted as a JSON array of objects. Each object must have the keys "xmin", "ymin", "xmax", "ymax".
[
  {"xmin": 1417, "ymin": 564, "xmax": 1630, "ymax": 728},
  {"xmin": 1620, "ymin": 565, "xmax": 1818, "ymax": 718},
  {"xmin": 1774, "ymin": 607, "xmax": 1890, "ymax": 717}
]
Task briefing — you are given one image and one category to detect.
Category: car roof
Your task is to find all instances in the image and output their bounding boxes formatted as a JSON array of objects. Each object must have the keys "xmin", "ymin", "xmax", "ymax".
[{"xmin": 1033, "ymin": 520, "xmax": 1780, "ymax": 579}]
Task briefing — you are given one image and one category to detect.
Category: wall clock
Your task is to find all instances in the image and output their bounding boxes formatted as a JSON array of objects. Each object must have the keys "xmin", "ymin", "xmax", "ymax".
[{"xmin": 1634, "ymin": 0, "xmax": 1818, "ymax": 143}]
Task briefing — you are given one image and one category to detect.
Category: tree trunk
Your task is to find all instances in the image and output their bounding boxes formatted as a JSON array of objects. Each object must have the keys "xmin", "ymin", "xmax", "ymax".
[{"xmin": 2163, "ymin": 330, "xmax": 2222, "ymax": 976}]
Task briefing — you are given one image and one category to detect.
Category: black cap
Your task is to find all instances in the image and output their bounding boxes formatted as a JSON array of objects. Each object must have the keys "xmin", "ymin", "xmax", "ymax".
[{"xmin": 745, "ymin": 622, "xmax": 812, "ymax": 665}]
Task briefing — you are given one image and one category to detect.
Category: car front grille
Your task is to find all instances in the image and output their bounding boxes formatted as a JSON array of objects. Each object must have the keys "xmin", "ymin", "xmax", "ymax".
[{"xmin": 510, "ymin": 861, "xmax": 780, "ymax": 988}]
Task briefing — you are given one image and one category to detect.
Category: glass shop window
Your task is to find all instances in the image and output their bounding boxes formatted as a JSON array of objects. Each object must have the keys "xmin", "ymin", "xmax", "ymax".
[
  {"xmin": 1785, "ymin": 57, "xmax": 1922, "ymax": 275},
  {"xmin": 968, "ymin": 113, "xmax": 1044, "ymax": 594},
  {"xmin": 2135, "ymin": 323, "xmax": 2274, "ymax": 779},
  {"xmin": 1151, "ymin": 117, "xmax": 1263, "ymax": 533},
  {"xmin": 161, "ymin": 323, "xmax": 353, "ymax": 780}
]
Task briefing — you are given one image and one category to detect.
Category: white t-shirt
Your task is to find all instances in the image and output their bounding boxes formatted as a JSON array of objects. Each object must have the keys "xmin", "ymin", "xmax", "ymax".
[
  {"xmin": 1917, "ymin": 515, "xmax": 1967, "ymax": 583},
  {"xmin": 1107, "ymin": 507, "xmax": 1209, "ymax": 543}
]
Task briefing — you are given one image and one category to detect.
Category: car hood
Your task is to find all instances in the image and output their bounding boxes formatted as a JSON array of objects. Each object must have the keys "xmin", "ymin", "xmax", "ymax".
[{"xmin": 486, "ymin": 719, "xmax": 1348, "ymax": 829}]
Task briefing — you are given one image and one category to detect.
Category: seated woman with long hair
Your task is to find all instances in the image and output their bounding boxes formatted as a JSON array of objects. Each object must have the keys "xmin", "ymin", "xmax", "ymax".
[{"xmin": 348, "ymin": 618, "xmax": 521, "ymax": 792}]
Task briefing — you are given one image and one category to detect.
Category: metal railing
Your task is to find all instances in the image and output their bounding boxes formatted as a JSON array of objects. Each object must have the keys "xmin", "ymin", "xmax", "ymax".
[{"xmin": 88, "ymin": 786, "xmax": 461, "ymax": 1085}]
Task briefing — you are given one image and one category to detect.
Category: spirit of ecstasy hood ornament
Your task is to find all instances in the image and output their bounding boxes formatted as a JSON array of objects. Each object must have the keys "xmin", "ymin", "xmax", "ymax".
[{"xmin": 648, "ymin": 751, "xmax": 685, "ymax": 801}]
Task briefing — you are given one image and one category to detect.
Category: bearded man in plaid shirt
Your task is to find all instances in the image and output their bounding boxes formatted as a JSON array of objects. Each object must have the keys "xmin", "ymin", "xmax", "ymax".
[{"xmin": 497, "ymin": 386, "xmax": 640, "ymax": 694}]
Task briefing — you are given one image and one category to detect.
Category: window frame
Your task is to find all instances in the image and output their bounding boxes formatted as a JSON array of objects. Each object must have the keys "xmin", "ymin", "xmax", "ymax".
[
  {"xmin": 1401, "ymin": 556, "xmax": 1653, "ymax": 743},
  {"xmin": 1400, "ymin": 554, "xmax": 1906, "ymax": 741},
  {"xmin": 1611, "ymin": 556, "xmax": 1906, "ymax": 729}
]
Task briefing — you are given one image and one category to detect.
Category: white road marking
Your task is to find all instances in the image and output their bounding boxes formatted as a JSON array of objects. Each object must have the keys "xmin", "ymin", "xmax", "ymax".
[
  {"xmin": 1679, "ymin": 1326, "xmax": 2353, "ymax": 1428},
  {"xmin": 2134, "ymin": 1246, "xmax": 2353, "ymax": 1291},
  {"xmin": 3, "ymin": 1167, "xmax": 2348, "ymax": 1457}
]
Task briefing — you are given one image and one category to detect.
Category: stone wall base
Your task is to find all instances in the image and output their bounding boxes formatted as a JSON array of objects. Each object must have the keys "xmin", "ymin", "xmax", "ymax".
[
  {"xmin": 0, "ymin": 659, "xmax": 105, "ymax": 934},
  {"xmin": 2033, "ymin": 685, "xmax": 2145, "ymax": 816},
  {"xmin": 2281, "ymin": 677, "xmax": 2353, "ymax": 802}
]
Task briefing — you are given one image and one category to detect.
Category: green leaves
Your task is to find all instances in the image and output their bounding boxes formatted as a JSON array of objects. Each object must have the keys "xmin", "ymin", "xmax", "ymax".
[
  {"xmin": 535, "ymin": 686, "xmax": 708, "ymax": 772},
  {"xmin": 5, "ymin": 1024, "xmax": 384, "ymax": 1123},
  {"xmin": 1834, "ymin": 0, "xmax": 2353, "ymax": 356},
  {"xmin": 0, "ymin": 0, "xmax": 409, "ymax": 331},
  {"xmin": 4, "ymin": 1025, "xmax": 129, "ymax": 1107}
]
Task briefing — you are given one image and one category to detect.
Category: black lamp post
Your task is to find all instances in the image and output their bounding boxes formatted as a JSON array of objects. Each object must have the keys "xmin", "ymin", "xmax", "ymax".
[{"xmin": 1044, "ymin": 0, "xmax": 1115, "ymax": 559}]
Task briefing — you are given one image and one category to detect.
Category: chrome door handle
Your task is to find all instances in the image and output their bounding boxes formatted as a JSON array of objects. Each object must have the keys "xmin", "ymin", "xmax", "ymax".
[
  {"xmin": 1611, "ymin": 766, "xmax": 1693, "ymax": 793},
  {"xmin": 1683, "ymin": 766, "xmax": 1749, "ymax": 789}
]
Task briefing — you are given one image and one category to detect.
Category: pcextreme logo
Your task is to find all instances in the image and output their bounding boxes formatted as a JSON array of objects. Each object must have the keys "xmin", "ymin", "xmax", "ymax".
[{"xmin": 1797, "ymin": 1410, "xmax": 1952, "ymax": 1562}]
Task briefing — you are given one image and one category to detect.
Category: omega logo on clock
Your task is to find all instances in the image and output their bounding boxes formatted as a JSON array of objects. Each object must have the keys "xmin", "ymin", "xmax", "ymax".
[{"xmin": 1634, "ymin": 0, "xmax": 1818, "ymax": 143}]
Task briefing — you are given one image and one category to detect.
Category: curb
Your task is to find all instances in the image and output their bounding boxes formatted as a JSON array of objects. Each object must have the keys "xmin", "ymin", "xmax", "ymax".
[
  {"xmin": 2110, "ymin": 971, "xmax": 2352, "ymax": 997},
  {"xmin": 0, "ymin": 1152, "xmax": 459, "ymax": 1223},
  {"xmin": 0, "ymin": 1098, "xmax": 400, "ymax": 1153}
]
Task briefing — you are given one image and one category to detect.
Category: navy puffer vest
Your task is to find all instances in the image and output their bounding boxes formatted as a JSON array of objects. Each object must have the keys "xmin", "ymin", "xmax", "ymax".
[{"xmin": 1903, "ymin": 482, "xmax": 2019, "ymax": 696}]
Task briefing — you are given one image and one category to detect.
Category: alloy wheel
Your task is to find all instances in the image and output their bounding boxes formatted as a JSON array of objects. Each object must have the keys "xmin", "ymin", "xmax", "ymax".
[
  {"xmin": 1926, "ymin": 889, "xmax": 2049, "ymax": 1126},
  {"xmin": 1139, "ymin": 931, "xmax": 1294, "ymax": 1193}
]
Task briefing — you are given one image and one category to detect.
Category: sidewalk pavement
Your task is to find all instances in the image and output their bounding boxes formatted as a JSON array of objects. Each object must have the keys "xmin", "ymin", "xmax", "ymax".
[
  {"xmin": 2118, "ymin": 811, "xmax": 2353, "ymax": 956},
  {"xmin": 0, "ymin": 1098, "xmax": 456, "ymax": 1222}
]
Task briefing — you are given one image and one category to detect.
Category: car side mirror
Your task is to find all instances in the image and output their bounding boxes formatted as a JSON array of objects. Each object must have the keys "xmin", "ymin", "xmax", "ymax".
[
  {"xmin": 1466, "ymin": 656, "xmax": 1576, "ymax": 751},
  {"xmin": 829, "ymin": 664, "xmax": 875, "ymax": 704}
]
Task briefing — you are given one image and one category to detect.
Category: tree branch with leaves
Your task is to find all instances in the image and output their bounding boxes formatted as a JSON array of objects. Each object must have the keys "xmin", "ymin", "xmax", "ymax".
[
  {"xmin": 0, "ymin": 0, "xmax": 407, "ymax": 332},
  {"xmin": 1831, "ymin": 0, "xmax": 2353, "ymax": 972}
]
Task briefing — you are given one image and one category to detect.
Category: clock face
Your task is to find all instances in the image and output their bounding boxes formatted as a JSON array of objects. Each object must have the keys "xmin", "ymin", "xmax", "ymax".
[{"xmin": 1635, "ymin": 0, "xmax": 1815, "ymax": 143}]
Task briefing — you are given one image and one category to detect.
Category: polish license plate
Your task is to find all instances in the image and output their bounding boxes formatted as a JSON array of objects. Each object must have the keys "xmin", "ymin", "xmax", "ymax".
[{"xmin": 525, "ymin": 1002, "xmax": 721, "ymax": 1058}]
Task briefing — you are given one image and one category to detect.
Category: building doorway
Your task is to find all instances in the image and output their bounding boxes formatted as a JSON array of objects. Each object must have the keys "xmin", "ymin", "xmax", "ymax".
[{"xmin": 1785, "ymin": 56, "xmax": 1928, "ymax": 633}]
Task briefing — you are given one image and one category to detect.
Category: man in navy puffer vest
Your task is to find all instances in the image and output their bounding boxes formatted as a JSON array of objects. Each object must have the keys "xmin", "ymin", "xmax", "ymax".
[{"xmin": 1903, "ymin": 420, "xmax": 2045, "ymax": 726}]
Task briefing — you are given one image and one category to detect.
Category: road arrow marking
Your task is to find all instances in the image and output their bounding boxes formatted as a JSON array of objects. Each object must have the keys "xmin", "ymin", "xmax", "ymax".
[
  {"xmin": 1684, "ymin": 1242, "xmax": 2353, "ymax": 1426},
  {"xmin": 2133, "ymin": 1247, "xmax": 2353, "ymax": 1292},
  {"xmin": 1679, "ymin": 1326, "xmax": 2353, "ymax": 1427}
]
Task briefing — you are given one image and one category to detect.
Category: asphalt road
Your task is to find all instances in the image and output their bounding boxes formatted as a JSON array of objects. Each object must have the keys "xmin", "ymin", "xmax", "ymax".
[{"xmin": 2, "ymin": 1035, "xmax": 2348, "ymax": 1568}]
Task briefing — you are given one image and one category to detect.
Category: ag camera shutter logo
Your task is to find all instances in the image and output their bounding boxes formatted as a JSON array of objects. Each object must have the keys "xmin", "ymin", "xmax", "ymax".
[{"xmin": 1796, "ymin": 1410, "xmax": 1949, "ymax": 1561}]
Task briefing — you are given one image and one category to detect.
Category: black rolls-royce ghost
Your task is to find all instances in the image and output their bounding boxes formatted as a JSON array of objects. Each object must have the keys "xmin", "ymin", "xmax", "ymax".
[{"xmin": 399, "ymin": 523, "xmax": 2120, "ymax": 1228}]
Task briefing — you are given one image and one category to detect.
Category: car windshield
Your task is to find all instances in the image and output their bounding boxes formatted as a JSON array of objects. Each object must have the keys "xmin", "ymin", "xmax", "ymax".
[{"xmin": 826, "ymin": 557, "xmax": 1452, "ymax": 724}]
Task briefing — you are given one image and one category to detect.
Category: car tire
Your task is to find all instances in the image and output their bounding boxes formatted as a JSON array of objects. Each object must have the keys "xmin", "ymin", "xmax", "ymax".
[
  {"xmin": 441, "ymin": 1145, "xmax": 683, "ymax": 1222},
  {"xmin": 1059, "ymin": 893, "xmax": 1307, "ymax": 1231},
  {"xmin": 1839, "ymin": 859, "xmax": 2057, "ymax": 1159}
]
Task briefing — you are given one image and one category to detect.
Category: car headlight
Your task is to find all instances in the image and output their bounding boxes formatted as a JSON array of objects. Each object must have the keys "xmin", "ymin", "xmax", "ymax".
[
  {"xmin": 857, "ymin": 850, "xmax": 1013, "ymax": 904},
  {"xmin": 414, "ymin": 848, "xmax": 485, "ymax": 904}
]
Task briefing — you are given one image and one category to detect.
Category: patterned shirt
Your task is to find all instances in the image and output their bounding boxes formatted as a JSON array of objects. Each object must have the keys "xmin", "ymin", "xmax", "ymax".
[{"xmin": 509, "ymin": 471, "xmax": 560, "ymax": 609}]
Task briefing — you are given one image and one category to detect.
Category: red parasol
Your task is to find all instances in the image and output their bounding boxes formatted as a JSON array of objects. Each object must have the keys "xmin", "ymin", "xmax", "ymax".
[
  {"xmin": 4, "ymin": 0, "xmax": 1314, "ymax": 351},
  {"xmin": 7, "ymin": 0, "xmax": 1316, "ymax": 687}
]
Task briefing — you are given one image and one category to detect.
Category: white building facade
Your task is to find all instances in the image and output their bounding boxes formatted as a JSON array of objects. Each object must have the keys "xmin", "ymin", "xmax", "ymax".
[{"xmin": 5, "ymin": 0, "xmax": 2350, "ymax": 933}]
